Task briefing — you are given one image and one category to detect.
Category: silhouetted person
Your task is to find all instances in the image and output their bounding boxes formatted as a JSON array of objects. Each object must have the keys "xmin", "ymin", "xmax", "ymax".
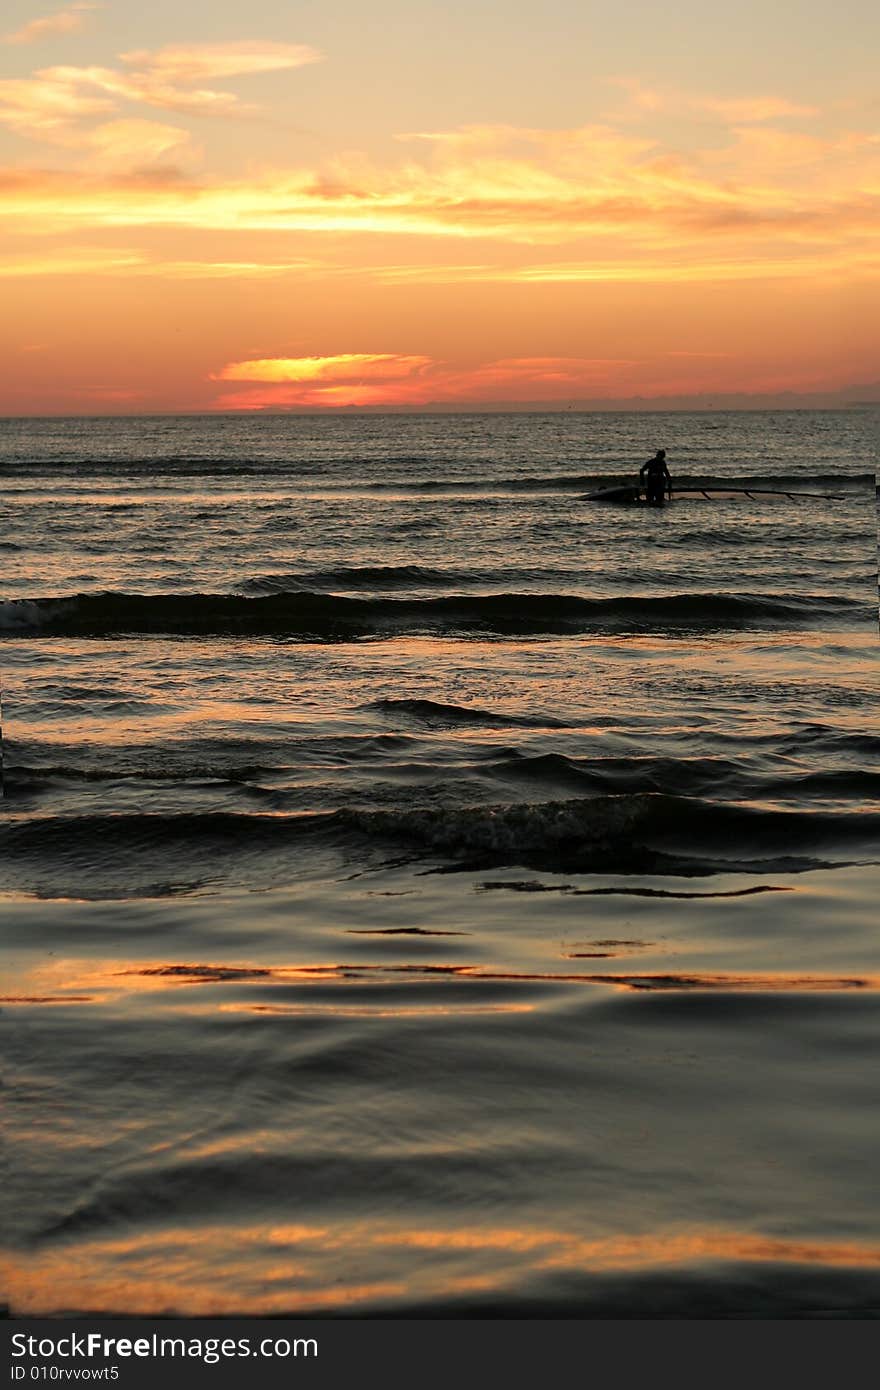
[{"xmin": 640, "ymin": 449, "xmax": 672, "ymax": 506}]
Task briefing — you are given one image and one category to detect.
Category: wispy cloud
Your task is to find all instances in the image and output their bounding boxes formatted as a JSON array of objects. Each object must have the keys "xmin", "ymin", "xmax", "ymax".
[
  {"xmin": 72, "ymin": 41, "xmax": 323, "ymax": 116},
  {"xmin": 143, "ymin": 257, "xmax": 328, "ymax": 279},
  {"xmin": 5, "ymin": 2, "xmax": 98, "ymax": 47},
  {"xmin": 0, "ymin": 60, "xmax": 876, "ymax": 318},
  {"xmin": 0, "ymin": 246, "xmax": 328, "ymax": 277},
  {"xmin": 80, "ymin": 118, "xmax": 200, "ymax": 172},
  {"xmin": 699, "ymin": 95, "xmax": 819, "ymax": 122},
  {"xmin": 608, "ymin": 78, "xmax": 819, "ymax": 123},
  {"xmin": 371, "ymin": 245, "xmax": 880, "ymax": 285},
  {"xmin": 0, "ymin": 72, "xmax": 112, "ymax": 136},
  {"xmin": 0, "ymin": 246, "xmax": 145, "ymax": 276},
  {"xmin": 119, "ymin": 41, "xmax": 321, "ymax": 87},
  {"xmin": 0, "ymin": 76, "xmax": 201, "ymax": 167},
  {"xmin": 0, "ymin": 39, "xmax": 322, "ymax": 142},
  {"xmin": 1, "ymin": 116, "xmax": 875, "ymax": 285}
]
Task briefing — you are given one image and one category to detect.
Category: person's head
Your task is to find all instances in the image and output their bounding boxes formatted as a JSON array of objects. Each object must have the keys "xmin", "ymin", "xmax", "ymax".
[{"xmin": 656, "ymin": 449, "xmax": 666, "ymax": 460}]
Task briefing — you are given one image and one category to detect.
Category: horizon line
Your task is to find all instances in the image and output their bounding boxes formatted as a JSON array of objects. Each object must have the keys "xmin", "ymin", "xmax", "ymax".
[{"xmin": 4, "ymin": 395, "xmax": 879, "ymax": 422}]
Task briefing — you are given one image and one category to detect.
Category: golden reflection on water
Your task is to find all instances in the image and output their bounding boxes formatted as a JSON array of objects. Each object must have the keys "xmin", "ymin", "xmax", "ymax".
[
  {"xmin": 4, "ymin": 1221, "xmax": 879, "ymax": 1315},
  {"xmin": 219, "ymin": 1002, "xmax": 537, "ymax": 1017},
  {"xmin": 2, "ymin": 955, "xmax": 878, "ymax": 1009}
]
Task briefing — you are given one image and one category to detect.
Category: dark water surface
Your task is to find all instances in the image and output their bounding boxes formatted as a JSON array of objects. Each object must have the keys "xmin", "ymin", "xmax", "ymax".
[{"xmin": 1, "ymin": 410, "xmax": 878, "ymax": 1315}]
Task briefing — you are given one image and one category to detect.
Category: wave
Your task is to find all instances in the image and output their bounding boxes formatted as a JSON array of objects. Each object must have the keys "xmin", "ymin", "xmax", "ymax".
[
  {"xmin": 2, "ymin": 732, "xmax": 413, "ymax": 783},
  {"xmin": 0, "ymin": 456, "xmax": 318, "ymax": 478},
  {"xmin": 343, "ymin": 470, "xmax": 872, "ymax": 494},
  {"xmin": 778, "ymin": 726, "xmax": 880, "ymax": 756},
  {"xmin": 241, "ymin": 565, "xmax": 478, "ymax": 593},
  {"xmin": 242, "ymin": 562, "xmax": 792, "ymax": 594},
  {"xmin": 365, "ymin": 698, "xmax": 571, "ymax": 729},
  {"xmin": 338, "ymin": 471, "xmax": 622, "ymax": 493},
  {"xmin": 2, "ymin": 589, "xmax": 868, "ymax": 638},
  {"xmin": 335, "ymin": 795, "xmax": 878, "ymax": 868},
  {"xmin": 480, "ymin": 752, "xmax": 880, "ymax": 801},
  {"xmin": 483, "ymin": 751, "xmax": 739, "ymax": 795},
  {"xmin": 8, "ymin": 746, "xmax": 877, "ymax": 808},
  {"xmin": 1, "ymin": 460, "xmax": 871, "ymax": 492},
  {"xmin": 602, "ymin": 471, "xmax": 870, "ymax": 491},
  {"xmin": 3, "ymin": 795, "xmax": 876, "ymax": 880}
]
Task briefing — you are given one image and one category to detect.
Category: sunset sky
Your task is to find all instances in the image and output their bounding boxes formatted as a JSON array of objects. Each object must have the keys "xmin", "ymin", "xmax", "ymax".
[{"xmin": 2, "ymin": 0, "xmax": 878, "ymax": 413}]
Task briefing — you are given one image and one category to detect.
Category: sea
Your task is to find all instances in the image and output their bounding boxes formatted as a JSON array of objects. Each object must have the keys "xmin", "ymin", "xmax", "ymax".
[{"xmin": 1, "ymin": 409, "xmax": 878, "ymax": 1317}]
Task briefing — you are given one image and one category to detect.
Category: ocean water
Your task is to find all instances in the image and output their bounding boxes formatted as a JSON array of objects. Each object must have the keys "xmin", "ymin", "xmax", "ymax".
[{"xmin": 1, "ymin": 409, "xmax": 878, "ymax": 1317}]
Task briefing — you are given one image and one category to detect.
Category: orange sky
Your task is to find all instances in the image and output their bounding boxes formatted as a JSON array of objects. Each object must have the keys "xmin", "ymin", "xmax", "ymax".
[{"xmin": 2, "ymin": 2, "xmax": 878, "ymax": 413}]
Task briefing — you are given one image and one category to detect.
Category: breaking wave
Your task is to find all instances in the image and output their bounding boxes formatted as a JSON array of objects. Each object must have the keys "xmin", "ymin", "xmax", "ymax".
[
  {"xmin": 3, "ymin": 795, "xmax": 876, "ymax": 883},
  {"xmin": 2, "ymin": 458, "xmax": 871, "ymax": 493},
  {"xmin": 2, "ymin": 589, "xmax": 868, "ymax": 638}
]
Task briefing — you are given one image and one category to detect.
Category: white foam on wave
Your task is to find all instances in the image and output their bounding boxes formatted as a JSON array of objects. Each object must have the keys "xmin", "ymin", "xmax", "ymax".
[
  {"xmin": 344, "ymin": 796, "xmax": 648, "ymax": 854},
  {"xmin": 0, "ymin": 598, "xmax": 76, "ymax": 632}
]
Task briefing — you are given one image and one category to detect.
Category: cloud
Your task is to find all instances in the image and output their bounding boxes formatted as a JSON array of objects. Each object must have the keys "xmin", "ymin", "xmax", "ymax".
[
  {"xmin": 0, "ymin": 80, "xmax": 201, "ymax": 169},
  {"xmin": 720, "ymin": 125, "xmax": 847, "ymax": 171},
  {"xmin": 208, "ymin": 349, "xmax": 869, "ymax": 411},
  {"xmin": 0, "ymin": 245, "xmax": 328, "ymax": 278},
  {"xmin": 0, "ymin": 113, "xmax": 876, "ymax": 294},
  {"xmin": 699, "ymin": 95, "xmax": 819, "ymax": 122},
  {"xmin": 213, "ymin": 353, "xmax": 432, "ymax": 383},
  {"xmin": 0, "ymin": 40, "xmax": 322, "ymax": 143},
  {"xmin": 80, "ymin": 118, "xmax": 200, "ymax": 172},
  {"xmin": 0, "ymin": 247, "xmax": 146, "ymax": 276},
  {"xmin": 0, "ymin": 73, "xmax": 113, "ymax": 136},
  {"xmin": 119, "ymin": 41, "xmax": 320, "ymax": 86},
  {"xmin": 5, "ymin": 3, "xmax": 98, "ymax": 46},
  {"xmin": 59, "ymin": 41, "xmax": 323, "ymax": 117},
  {"xmin": 608, "ymin": 78, "xmax": 819, "ymax": 123},
  {"xmin": 2, "ymin": 118, "xmax": 875, "ymax": 263},
  {"xmin": 136, "ymin": 257, "xmax": 327, "ymax": 279},
  {"xmin": 210, "ymin": 353, "xmax": 641, "ymax": 409},
  {"xmin": 380, "ymin": 246, "xmax": 880, "ymax": 285}
]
